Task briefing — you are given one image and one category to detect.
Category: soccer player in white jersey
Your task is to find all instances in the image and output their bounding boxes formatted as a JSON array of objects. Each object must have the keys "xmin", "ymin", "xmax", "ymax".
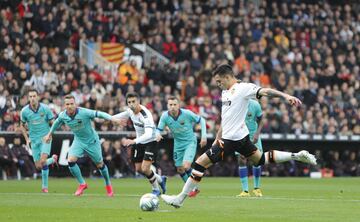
[
  {"xmin": 113, "ymin": 92, "xmax": 166, "ymax": 196},
  {"xmin": 161, "ymin": 64, "xmax": 317, "ymax": 208}
]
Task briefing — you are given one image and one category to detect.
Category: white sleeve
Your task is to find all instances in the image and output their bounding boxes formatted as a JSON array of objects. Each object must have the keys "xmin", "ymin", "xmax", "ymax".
[
  {"xmin": 112, "ymin": 110, "xmax": 130, "ymax": 119},
  {"xmin": 135, "ymin": 127, "xmax": 153, "ymax": 144},
  {"xmin": 240, "ymin": 83, "xmax": 262, "ymax": 99}
]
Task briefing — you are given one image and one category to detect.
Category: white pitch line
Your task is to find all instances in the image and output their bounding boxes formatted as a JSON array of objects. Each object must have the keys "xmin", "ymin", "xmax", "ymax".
[{"xmin": 0, "ymin": 192, "xmax": 359, "ymax": 202}]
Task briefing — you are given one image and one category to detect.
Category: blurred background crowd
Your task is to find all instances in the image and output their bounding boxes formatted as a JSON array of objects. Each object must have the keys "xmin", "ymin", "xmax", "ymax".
[{"xmin": 0, "ymin": 0, "xmax": 359, "ymax": 178}]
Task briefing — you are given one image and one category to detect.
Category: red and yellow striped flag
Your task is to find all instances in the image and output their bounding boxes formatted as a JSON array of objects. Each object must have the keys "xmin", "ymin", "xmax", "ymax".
[{"xmin": 100, "ymin": 43, "xmax": 124, "ymax": 64}]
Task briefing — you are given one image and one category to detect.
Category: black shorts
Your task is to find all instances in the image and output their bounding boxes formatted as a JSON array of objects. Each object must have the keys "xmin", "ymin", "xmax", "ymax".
[
  {"xmin": 131, "ymin": 141, "xmax": 158, "ymax": 163},
  {"xmin": 206, "ymin": 135, "xmax": 258, "ymax": 163}
]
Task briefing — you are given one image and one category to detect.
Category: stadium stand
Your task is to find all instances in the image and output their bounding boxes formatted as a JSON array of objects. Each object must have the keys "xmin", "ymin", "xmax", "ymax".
[{"xmin": 0, "ymin": 0, "xmax": 359, "ymax": 178}]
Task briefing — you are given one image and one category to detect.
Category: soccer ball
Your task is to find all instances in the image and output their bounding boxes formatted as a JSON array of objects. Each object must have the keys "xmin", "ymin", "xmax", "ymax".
[{"xmin": 139, "ymin": 193, "xmax": 159, "ymax": 211}]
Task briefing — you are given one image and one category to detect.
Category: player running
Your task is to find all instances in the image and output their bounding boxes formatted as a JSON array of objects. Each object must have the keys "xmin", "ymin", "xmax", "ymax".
[
  {"xmin": 112, "ymin": 92, "xmax": 167, "ymax": 196},
  {"xmin": 43, "ymin": 94, "xmax": 121, "ymax": 197},
  {"xmin": 156, "ymin": 96, "xmax": 207, "ymax": 197},
  {"xmin": 20, "ymin": 89, "xmax": 58, "ymax": 193}
]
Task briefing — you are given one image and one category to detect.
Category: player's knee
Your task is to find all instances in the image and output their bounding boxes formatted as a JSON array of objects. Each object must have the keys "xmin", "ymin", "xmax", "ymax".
[
  {"xmin": 255, "ymin": 153, "xmax": 265, "ymax": 166},
  {"xmin": 39, "ymin": 159, "xmax": 46, "ymax": 166},
  {"xmin": 238, "ymin": 156, "xmax": 247, "ymax": 166},
  {"xmin": 35, "ymin": 162, "xmax": 42, "ymax": 170},
  {"xmin": 141, "ymin": 165, "xmax": 150, "ymax": 174},
  {"xmin": 205, "ymin": 145, "xmax": 224, "ymax": 163},
  {"xmin": 191, "ymin": 162, "xmax": 206, "ymax": 182},
  {"xmin": 96, "ymin": 162, "xmax": 104, "ymax": 169}
]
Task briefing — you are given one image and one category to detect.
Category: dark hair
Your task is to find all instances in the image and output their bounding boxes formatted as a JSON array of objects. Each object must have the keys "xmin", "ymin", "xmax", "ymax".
[
  {"xmin": 125, "ymin": 92, "xmax": 140, "ymax": 102},
  {"xmin": 27, "ymin": 89, "xmax": 39, "ymax": 95},
  {"xmin": 212, "ymin": 64, "xmax": 234, "ymax": 77},
  {"xmin": 167, "ymin": 96, "xmax": 179, "ymax": 102},
  {"xmin": 64, "ymin": 94, "xmax": 75, "ymax": 100}
]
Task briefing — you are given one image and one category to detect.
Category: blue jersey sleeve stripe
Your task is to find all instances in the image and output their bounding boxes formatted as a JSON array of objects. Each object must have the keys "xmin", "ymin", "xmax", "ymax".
[
  {"xmin": 156, "ymin": 128, "xmax": 164, "ymax": 131},
  {"xmin": 95, "ymin": 111, "xmax": 98, "ymax": 117}
]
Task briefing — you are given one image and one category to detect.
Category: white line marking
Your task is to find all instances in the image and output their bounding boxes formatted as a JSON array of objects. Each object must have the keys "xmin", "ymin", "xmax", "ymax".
[{"xmin": 0, "ymin": 193, "xmax": 359, "ymax": 202}]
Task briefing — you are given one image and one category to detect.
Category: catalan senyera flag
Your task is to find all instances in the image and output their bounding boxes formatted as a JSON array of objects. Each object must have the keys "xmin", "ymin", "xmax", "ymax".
[{"xmin": 100, "ymin": 43, "xmax": 124, "ymax": 64}]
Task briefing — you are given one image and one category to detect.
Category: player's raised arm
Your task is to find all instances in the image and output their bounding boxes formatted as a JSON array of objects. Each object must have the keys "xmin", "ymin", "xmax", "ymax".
[
  {"xmin": 258, "ymin": 88, "xmax": 302, "ymax": 107},
  {"xmin": 112, "ymin": 110, "xmax": 131, "ymax": 125}
]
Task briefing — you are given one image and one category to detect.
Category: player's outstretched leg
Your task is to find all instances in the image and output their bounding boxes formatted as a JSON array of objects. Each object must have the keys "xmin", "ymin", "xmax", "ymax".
[
  {"xmin": 252, "ymin": 149, "xmax": 317, "ymax": 167},
  {"xmin": 162, "ymin": 160, "xmax": 209, "ymax": 208},
  {"xmin": 263, "ymin": 150, "xmax": 317, "ymax": 165},
  {"xmin": 98, "ymin": 163, "xmax": 113, "ymax": 197},
  {"xmin": 68, "ymin": 162, "xmax": 87, "ymax": 196}
]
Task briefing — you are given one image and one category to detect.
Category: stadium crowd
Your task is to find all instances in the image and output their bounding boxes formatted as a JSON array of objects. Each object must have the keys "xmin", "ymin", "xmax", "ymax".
[{"xmin": 0, "ymin": 0, "xmax": 359, "ymax": 178}]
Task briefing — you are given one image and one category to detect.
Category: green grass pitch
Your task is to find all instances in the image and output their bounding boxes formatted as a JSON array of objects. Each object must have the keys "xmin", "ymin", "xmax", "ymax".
[{"xmin": 0, "ymin": 177, "xmax": 359, "ymax": 222}]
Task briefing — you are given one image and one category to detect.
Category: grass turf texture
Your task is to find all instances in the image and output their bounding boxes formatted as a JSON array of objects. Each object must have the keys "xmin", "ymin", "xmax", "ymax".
[{"xmin": 0, "ymin": 177, "xmax": 359, "ymax": 222}]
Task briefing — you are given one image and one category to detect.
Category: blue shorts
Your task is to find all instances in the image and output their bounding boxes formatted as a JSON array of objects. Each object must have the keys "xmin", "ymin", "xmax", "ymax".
[
  {"xmin": 68, "ymin": 138, "xmax": 103, "ymax": 164},
  {"xmin": 173, "ymin": 138, "xmax": 197, "ymax": 167},
  {"xmin": 31, "ymin": 139, "xmax": 52, "ymax": 162}
]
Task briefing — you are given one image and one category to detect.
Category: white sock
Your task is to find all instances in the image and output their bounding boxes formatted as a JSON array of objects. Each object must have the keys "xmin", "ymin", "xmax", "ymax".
[
  {"xmin": 265, "ymin": 150, "xmax": 295, "ymax": 164},
  {"xmin": 152, "ymin": 170, "xmax": 163, "ymax": 183},
  {"xmin": 148, "ymin": 173, "xmax": 160, "ymax": 191},
  {"xmin": 178, "ymin": 178, "xmax": 198, "ymax": 200}
]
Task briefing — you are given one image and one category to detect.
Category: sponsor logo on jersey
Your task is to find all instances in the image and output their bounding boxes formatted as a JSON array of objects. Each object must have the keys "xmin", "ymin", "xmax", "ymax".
[
  {"xmin": 134, "ymin": 122, "xmax": 144, "ymax": 128},
  {"xmin": 222, "ymin": 100, "xmax": 231, "ymax": 106}
]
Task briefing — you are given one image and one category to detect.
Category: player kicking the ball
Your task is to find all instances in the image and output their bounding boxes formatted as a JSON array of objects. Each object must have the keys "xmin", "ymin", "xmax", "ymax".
[{"xmin": 161, "ymin": 64, "xmax": 317, "ymax": 208}]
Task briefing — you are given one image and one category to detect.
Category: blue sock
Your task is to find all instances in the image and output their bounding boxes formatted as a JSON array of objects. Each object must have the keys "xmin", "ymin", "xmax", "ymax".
[
  {"xmin": 99, "ymin": 165, "xmax": 111, "ymax": 186},
  {"xmin": 180, "ymin": 172, "xmax": 189, "ymax": 182},
  {"xmin": 68, "ymin": 162, "xmax": 86, "ymax": 184},
  {"xmin": 253, "ymin": 166, "xmax": 261, "ymax": 189},
  {"xmin": 41, "ymin": 165, "xmax": 49, "ymax": 189},
  {"xmin": 238, "ymin": 166, "xmax": 248, "ymax": 192}
]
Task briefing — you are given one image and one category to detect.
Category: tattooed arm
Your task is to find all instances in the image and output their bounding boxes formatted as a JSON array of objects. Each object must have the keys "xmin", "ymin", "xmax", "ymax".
[{"xmin": 258, "ymin": 88, "xmax": 302, "ymax": 107}]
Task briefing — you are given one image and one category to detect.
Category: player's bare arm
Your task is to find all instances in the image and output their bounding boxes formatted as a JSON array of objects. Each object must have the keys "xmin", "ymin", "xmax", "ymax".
[
  {"xmin": 212, "ymin": 126, "xmax": 223, "ymax": 146},
  {"xmin": 253, "ymin": 116, "xmax": 263, "ymax": 144},
  {"xmin": 258, "ymin": 88, "xmax": 302, "ymax": 106},
  {"xmin": 20, "ymin": 122, "xmax": 31, "ymax": 148}
]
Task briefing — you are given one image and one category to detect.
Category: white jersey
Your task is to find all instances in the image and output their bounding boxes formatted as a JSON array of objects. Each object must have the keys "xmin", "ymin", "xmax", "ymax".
[
  {"xmin": 113, "ymin": 105, "xmax": 156, "ymax": 144},
  {"xmin": 221, "ymin": 82, "xmax": 262, "ymax": 140}
]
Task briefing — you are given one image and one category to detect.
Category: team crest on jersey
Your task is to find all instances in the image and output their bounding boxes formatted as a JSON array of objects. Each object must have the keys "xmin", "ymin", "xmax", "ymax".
[
  {"xmin": 180, "ymin": 121, "xmax": 185, "ymax": 125},
  {"xmin": 77, "ymin": 120, "xmax": 82, "ymax": 123},
  {"xmin": 247, "ymin": 113, "xmax": 252, "ymax": 117},
  {"xmin": 231, "ymin": 88, "xmax": 236, "ymax": 94},
  {"xmin": 40, "ymin": 112, "xmax": 45, "ymax": 117}
]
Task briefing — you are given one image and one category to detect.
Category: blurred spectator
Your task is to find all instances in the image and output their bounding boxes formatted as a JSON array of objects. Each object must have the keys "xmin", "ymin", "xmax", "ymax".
[
  {"xmin": 10, "ymin": 137, "xmax": 36, "ymax": 178},
  {"xmin": 0, "ymin": 137, "xmax": 17, "ymax": 178},
  {"xmin": 157, "ymin": 150, "xmax": 176, "ymax": 177}
]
